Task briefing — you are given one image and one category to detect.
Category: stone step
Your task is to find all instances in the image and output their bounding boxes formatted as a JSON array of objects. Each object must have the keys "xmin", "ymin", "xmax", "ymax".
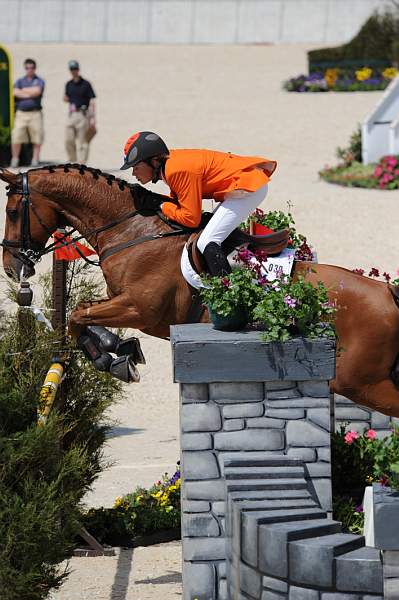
[
  {"xmin": 335, "ymin": 547, "xmax": 383, "ymax": 595},
  {"xmin": 224, "ymin": 455, "xmax": 303, "ymax": 469},
  {"xmin": 225, "ymin": 465, "xmax": 305, "ymax": 480},
  {"xmin": 228, "ymin": 488, "xmax": 314, "ymax": 503},
  {"xmin": 258, "ymin": 518, "xmax": 342, "ymax": 579},
  {"xmin": 289, "ymin": 533, "xmax": 365, "ymax": 588},
  {"xmin": 226, "ymin": 477, "xmax": 308, "ymax": 493},
  {"xmin": 241, "ymin": 507, "xmax": 327, "ymax": 566}
]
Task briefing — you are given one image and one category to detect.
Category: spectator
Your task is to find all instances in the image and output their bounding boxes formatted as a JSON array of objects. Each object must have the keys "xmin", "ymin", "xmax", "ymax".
[
  {"xmin": 11, "ymin": 58, "xmax": 45, "ymax": 168},
  {"xmin": 64, "ymin": 60, "xmax": 96, "ymax": 163}
]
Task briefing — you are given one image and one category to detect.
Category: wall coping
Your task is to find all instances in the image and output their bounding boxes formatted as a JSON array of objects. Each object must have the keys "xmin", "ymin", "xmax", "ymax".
[{"xmin": 171, "ymin": 324, "xmax": 336, "ymax": 383}]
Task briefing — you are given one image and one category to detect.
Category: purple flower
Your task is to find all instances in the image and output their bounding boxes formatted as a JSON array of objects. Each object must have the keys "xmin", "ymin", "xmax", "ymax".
[
  {"xmin": 355, "ymin": 504, "xmax": 363, "ymax": 513},
  {"xmin": 284, "ymin": 295, "xmax": 297, "ymax": 308},
  {"xmin": 221, "ymin": 277, "xmax": 230, "ymax": 288}
]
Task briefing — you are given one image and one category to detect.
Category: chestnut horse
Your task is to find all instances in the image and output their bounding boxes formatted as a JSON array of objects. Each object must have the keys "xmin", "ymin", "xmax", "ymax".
[{"xmin": 2, "ymin": 165, "xmax": 399, "ymax": 417}]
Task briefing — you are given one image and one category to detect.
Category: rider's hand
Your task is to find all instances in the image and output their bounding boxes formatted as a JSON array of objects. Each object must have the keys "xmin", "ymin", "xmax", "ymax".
[{"xmin": 132, "ymin": 184, "xmax": 167, "ymax": 212}]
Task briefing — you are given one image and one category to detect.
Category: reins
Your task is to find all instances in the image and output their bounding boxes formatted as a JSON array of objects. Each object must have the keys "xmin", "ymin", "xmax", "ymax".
[{"xmin": 2, "ymin": 171, "xmax": 191, "ymax": 268}]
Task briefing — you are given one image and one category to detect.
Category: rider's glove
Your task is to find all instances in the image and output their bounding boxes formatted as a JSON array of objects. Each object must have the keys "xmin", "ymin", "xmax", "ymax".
[{"xmin": 132, "ymin": 184, "xmax": 169, "ymax": 212}]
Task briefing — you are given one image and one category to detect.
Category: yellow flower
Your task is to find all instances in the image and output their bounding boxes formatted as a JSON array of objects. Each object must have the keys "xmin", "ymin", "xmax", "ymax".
[
  {"xmin": 324, "ymin": 68, "xmax": 338, "ymax": 88},
  {"xmin": 366, "ymin": 475, "xmax": 374, "ymax": 483},
  {"xmin": 383, "ymin": 67, "xmax": 398, "ymax": 79},
  {"xmin": 114, "ymin": 496, "xmax": 123, "ymax": 508},
  {"xmin": 355, "ymin": 67, "xmax": 373, "ymax": 81}
]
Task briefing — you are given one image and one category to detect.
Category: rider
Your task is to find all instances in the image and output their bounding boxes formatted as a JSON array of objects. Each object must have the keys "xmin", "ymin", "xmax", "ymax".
[{"xmin": 120, "ymin": 132, "xmax": 277, "ymax": 276}]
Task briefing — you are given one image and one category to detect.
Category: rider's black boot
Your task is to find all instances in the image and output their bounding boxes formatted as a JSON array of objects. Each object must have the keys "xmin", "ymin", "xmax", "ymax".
[{"xmin": 202, "ymin": 242, "xmax": 232, "ymax": 277}]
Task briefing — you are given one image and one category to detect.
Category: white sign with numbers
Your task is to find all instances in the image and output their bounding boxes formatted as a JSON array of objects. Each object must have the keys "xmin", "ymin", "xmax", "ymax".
[{"xmin": 260, "ymin": 247, "xmax": 296, "ymax": 281}]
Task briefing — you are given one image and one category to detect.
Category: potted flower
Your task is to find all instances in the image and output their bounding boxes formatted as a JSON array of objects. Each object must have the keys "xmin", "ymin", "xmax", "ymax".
[{"xmin": 200, "ymin": 268, "xmax": 264, "ymax": 331}]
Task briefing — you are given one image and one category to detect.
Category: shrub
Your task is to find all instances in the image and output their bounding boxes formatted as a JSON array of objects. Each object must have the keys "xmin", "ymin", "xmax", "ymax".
[
  {"xmin": 336, "ymin": 126, "xmax": 362, "ymax": 166},
  {"xmin": 0, "ymin": 265, "xmax": 122, "ymax": 599}
]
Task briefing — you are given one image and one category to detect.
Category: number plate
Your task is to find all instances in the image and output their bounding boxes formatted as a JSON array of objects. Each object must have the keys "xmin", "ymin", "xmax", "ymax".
[{"xmin": 261, "ymin": 247, "xmax": 296, "ymax": 281}]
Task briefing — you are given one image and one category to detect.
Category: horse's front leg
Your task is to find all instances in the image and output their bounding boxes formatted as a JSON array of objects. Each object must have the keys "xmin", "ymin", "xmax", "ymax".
[{"xmin": 68, "ymin": 293, "xmax": 147, "ymax": 339}]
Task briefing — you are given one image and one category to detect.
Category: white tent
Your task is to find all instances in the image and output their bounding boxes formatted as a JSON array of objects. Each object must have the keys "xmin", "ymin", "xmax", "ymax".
[{"xmin": 362, "ymin": 77, "xmax": 399, "ymax": 164}]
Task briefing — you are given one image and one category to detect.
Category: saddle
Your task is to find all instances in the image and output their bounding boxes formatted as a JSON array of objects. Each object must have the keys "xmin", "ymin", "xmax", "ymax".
[{"xmin": 186, "ymin": 227, "xmax": 290, "ymax": 275}]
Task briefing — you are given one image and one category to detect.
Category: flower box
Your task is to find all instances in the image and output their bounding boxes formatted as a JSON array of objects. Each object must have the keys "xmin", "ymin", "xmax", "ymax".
[{"xmin": 363, "ymin": 484, "xmax": 399, "ymax": 550}]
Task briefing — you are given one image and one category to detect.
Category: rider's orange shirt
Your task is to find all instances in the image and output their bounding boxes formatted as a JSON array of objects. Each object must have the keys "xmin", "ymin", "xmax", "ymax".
[{"xmin": 161, "ymin": 149, "xmax": 277, "ymax": 228}]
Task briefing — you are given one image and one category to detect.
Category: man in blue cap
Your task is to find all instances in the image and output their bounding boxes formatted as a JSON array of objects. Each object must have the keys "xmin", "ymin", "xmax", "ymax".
[{"xmin": 64, "ymin": 60, "xmax": 96, "ymax": 163}]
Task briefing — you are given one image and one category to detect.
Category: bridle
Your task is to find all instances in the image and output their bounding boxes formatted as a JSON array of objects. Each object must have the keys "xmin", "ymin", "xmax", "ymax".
[{"xmin": 1, "ymin": 171, "xmax": 193, "ymax": 269}]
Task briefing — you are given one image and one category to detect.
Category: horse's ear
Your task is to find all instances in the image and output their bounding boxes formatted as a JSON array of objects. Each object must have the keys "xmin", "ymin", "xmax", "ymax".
[{"xmin": 0, "ymin": 168, "xmax": 19, "ymax": 186}]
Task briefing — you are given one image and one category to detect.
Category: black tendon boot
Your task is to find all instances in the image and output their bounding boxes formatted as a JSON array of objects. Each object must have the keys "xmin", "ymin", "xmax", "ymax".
[{"xmin": 202, "ymin": 242, "xmax": 232, "ymax": 277}]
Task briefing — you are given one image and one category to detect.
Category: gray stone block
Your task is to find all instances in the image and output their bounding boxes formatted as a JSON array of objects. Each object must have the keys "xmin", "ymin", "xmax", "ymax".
[
  {"xmin": 383, "ymin": 549, "xmax": 399, "ymax": 574},
  {"xmin": 289, "ymin": 533, "xmax": 365, "ymax": 588},
  {"xmin": 224, "ymin": 418, "xmax": 245, "ymax": 431},
  {"xmin": 321, "ymin": 595, "xmax": 361, "ymax": 600},
  {"xmin": 374, "ymin": 485, "xmax": 399, "ymax": 550},
  {"xmin": 212, "ymin": 501, "xmax": 225, "ymax": 516},
  {"xmin": 288, "ymin": 586, "xmax": 320, "ymax": 600},
  {"xmin": 307, "ymin": 409, "xmax": 330, "ymax": 431},
  {"xmin": 286, "ymin": 421, "xmax": 330, "ymax": 447},
  {"xmin": 182, "ymin": 433, "xmax": 213, "ymax": 450},
  {"xmin": 265, "ymin": 381, "xmax": 296, "ymax": 391},
  {"xmin": 371, "ymin": 412, "xmax": 391, "ymax": 428},
  {"xmin": 267, "ymin": 388, "xmax": 301, "ymax": 400},
  {"xmin": 258, "ymin": 518, "xmax": 341, "ymax": 578},
  {"xmin": 223, "ymin": 403, "xmax": 265, "ymax": 418},
  {"xmin": 262, "ymin": 590, "xmax": 287, "ymax": 600},
  {"xmin": 305, "ymin": 463, "xmax": 331, "ymax": 477},
  {"xmin": 181, "ymin": 382, "xmax": 209, "ymax": 403},
  {"xmin": 218, "ymin": 451, "xmax": 286, "ymax": 474},
  {"xmin": 181, "ymin": 402, "xmax": 221, "ymax": 432},
  {"xmin": 310, "ymin": 477, "xmax": 332, "ymax": 511},
  {"xmin": 384, "ymin": 578, "xmax": 399, "ymax": 598},
  {"xmin": 224, "ymin": 456, "xmax": 303, "ymax": 469},
  {"xmin": 226, "ymin": 478, "xmax": 308, "ymax": 494},
  {"xmin": 375, "ymin": 429, "xmax": 392, "ymax": 439},
  {"xmin": 247, "ymin": 417, "xmax": 286, "ymax": 429},
  {"xmin": 298, "ymin": 380, "xmax": 330, "ymax": 397},
  {"xmin": 262, "ymin": 575, "xmax": 288, "ymax": 593},
  {"xmin": 210, "ymin": 382, "xmax": 264, "ymax": 402},
  {"xmin": 219, "ymin": 578, "xmax": 227, "ymax": 600},
  {"xmin": 266, "ymin": 408, "xmax": 305, "ymax": 420},
  {"xmin": 225, "ymin": 465, "xmax": 305, "ymax": 480},
  {"xmin": 182, "ymin": 512, "xmax": 220, "ymax": 537},
  {"xmin": 242, "ymin": 508, "xmax": 326, "ymax": 566},
  {"xmin": 334, "ymin": 394, "xmax": 354, "ymax": 406},
  {"xmin": 266, "ymin": 398, "xmax": 329, "ymax": 409},
  {"xmin": 240, "ymin": 560, "xmax": 262, "ymax": 599},
  {"xmin": 214, "ymin": 429, "xmax": 284, "ymax": 451},
  {"xmin": 184, "ymin": 451, "xmax": 220, "ymax": 480},
  {"xmin": 183, "ymin": 500, "xmax": 211, "ymax": 513},
  {"xmin": 335, "ymin": 407, "xmax": 371, "ymax": 421},
  {"xmin": 183, "ymin": 537, "xmax": 226, "ymax": 561},
  {"xmin": 317, "ymin": 448, "xmax": 330, "ymax": 462},
  {"xmin": 336, "ymin": 547, "xmax": 383, "ymax": 594},
  {"xmin": 287, "ymin": 448, "xmax": 317, "ymax": 462},
  {"xmin": 217, "ymin": 560, "xmax": 227, "ymax": 578},
  {"xmin": 183, "ymin": 562, "xmax": 215, "ymax": 599},
  {"xmin": 185, "ymin": 479, "xmax": 226, "ymax": 501}
]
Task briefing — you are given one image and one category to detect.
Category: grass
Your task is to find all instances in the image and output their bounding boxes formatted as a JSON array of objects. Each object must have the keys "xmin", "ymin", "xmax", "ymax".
[{"xmin": 319, "ymin": 161, "xmax": 378, "ymax": 188}]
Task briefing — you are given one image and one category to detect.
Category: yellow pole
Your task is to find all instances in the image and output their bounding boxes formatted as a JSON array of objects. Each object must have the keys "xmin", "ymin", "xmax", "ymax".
[
  {"xmin": 37, "ymin": 361, "xmax": 64, "ymax": 426},
  {"xmin": 0, "ymin": 43, "xmax": 14, "ymax": 129}
]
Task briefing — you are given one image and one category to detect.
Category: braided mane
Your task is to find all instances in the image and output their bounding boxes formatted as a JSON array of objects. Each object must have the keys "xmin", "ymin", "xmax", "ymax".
[{"xmin": 30, "ymin": 163, "xmax": 132, "ymax": 192}]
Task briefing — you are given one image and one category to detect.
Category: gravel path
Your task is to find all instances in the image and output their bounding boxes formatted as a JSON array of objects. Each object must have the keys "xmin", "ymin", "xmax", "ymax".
[{"xmin": 1, "ymin": 41, "xmax": 395, "ymax": 599}]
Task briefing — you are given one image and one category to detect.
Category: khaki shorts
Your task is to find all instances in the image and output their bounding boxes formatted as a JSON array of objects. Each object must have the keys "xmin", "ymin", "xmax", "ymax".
[{"xmin": 11, "ymin": 110, "xmax": 44, "ymax": 145}]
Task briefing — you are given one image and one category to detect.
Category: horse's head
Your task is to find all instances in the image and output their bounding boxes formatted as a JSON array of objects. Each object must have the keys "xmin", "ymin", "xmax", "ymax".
[{"xmin": 0, "ymin": 168, "xmax": 59, "ymax": 280}]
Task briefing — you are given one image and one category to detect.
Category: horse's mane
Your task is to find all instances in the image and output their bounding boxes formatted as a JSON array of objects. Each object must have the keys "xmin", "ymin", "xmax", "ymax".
[{"xmin": 29, "ymin": 163, "xmax": 133, "ymax": 192}]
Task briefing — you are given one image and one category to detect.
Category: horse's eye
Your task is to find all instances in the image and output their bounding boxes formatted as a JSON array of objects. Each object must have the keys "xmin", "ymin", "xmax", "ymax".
[{"xmin": 6, "ymin": 208, "xmax": 18, "ymax": 221}]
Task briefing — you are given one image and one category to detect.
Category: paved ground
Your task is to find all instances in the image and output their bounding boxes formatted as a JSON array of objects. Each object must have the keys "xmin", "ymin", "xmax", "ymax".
[{"xmin": 1, "ymin": 41, "xmax": 397, "ymax": 599}]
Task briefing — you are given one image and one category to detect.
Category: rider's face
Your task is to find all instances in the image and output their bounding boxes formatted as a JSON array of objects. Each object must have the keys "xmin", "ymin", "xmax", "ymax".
[{"xmin": 132, "ymin": 161, "xmax": 153, "ymax": 184}]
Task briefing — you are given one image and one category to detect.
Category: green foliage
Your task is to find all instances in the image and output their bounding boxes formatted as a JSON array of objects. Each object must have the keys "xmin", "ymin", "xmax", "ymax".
[
  {"xmin": 83, "ymin": 467, "xmax": 181, "ymax": 545},
  {"xmin": 308, "ymin": 10, "xmax": 398, "ymax": 68},
  {"xmin": 200, "ymin": 269, "xmax": 264, "ymax": 319},
  {"xmin": 245, "ymin": 207, "xmax": 305, "ymax": 249},
  {"xmin": 319, "ymin": 162, "xmax": 378, "ymax": 188},
  {"xmin": 333, "ymin": 496, "xmax": 365, "ymax": 535},
  {"xmin": 0, "ymin": 265, "xmax": 123, "ymax": 600},
  {"xmin": 252, "ymin": 274, "xmax": 336, "ymax": 342},
  {"xmin": 336, "ymin": 126, "xmax": 362, "ymax": 166},
  {"xmin": 331, "ymin": 425, "xmax": 374, "ymax": 500},
  {"xmin": 0, "ymin": 125, "xmax": 11, "ymax": 147}
]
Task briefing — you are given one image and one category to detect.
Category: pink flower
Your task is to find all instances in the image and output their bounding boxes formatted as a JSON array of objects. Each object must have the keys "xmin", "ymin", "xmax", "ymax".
[
  {"xmin": 344, "ymin": 430, "xmax": 359, "ymax": 444},
  {"xmin": 221, "ymin": 277, "xmax": 230, "ymax": 288},
  {"xmin": 374, "ymin": 167, "xmax": 383, "ymax": 178},
  {"xmin": 365, "ymin": 429, "xmax": 377, "ymax": 440}
]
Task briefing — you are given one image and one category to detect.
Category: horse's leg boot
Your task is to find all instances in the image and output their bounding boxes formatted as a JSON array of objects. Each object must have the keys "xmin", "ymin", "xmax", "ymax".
[
  {"xmin": 116, "ymin": 337, "xmax": 146, "ymax": 364},
  {"xmin": 85, "ymin": 325, "xmax": 120, "ymax": 353},
  {"xmin": 202, "ymin": 242, "xmax": 232, "ymax": 276},
  {"xmin": 109, "ymin": 356, "xmax": 140, "ymax": 383},
  {"xmin": 77, "ymin": 334, "xmax": 113, "ymax": 372}
]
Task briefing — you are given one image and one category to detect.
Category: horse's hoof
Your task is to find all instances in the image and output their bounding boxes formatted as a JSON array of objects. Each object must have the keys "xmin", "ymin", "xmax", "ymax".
[{"xmin": 109, "ymin": 356, "xmax": 140, "ymax": 383}]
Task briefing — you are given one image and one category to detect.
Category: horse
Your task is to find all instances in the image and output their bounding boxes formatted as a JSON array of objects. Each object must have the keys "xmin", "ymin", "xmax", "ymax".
[{"xmin": 2, "ymin": 164, "xmax": 399, "ymax": 417}]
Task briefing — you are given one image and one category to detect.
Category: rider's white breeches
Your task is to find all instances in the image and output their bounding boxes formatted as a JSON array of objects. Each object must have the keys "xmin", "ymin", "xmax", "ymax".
[{"xmin": 197, "ymin": 183, "xmax": 269, "ymax": 253}]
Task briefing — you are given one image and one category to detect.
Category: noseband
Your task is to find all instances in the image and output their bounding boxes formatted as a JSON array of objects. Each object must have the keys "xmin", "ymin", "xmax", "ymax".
[{"xmin": 2, "ymin": 172, "xmax": 48, "ymax": 268}]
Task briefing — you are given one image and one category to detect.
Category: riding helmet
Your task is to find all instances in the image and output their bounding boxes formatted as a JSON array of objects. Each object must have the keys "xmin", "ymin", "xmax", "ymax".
[{"xmin": 120, "ymin": 132, "xmax": 169, "ymax": 170}]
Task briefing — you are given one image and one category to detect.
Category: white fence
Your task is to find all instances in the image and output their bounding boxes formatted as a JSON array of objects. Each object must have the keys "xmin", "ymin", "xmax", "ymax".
[
  {"xmin": 362, "ymin": 77, "xmax": 399, "ymax": 164},
  {"xmin": 0, "ymin": 0, "xmax": 393, "ymax": 44}
]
